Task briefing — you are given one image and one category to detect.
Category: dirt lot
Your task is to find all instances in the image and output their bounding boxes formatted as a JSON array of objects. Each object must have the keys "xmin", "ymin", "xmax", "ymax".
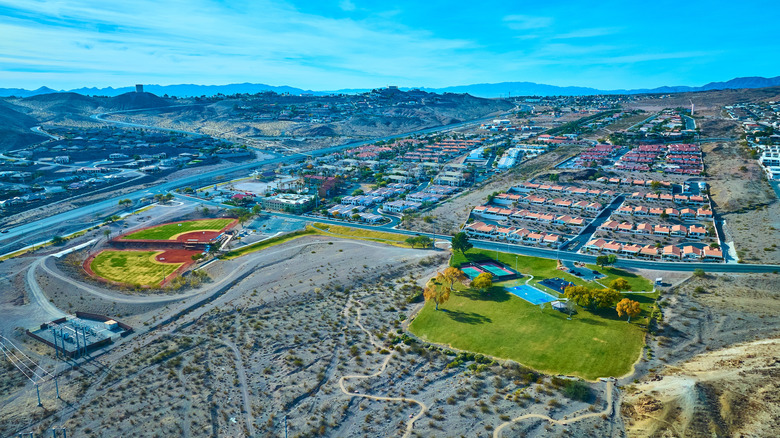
[
  {"xmin": 620, "ymin": 272, "xmax": 780, "ymax": 437},
  {"xmin": 702, "ymin": 141, "xmax": 780, "ymax": 263},
  {"xmin": 622, "ymin": 339, "xmax": 780, "ymax": 438},
  {"xmin": 1, "ymin": 236, "xmax": 627, "ymax": 438},
  {"xmin": 406, "ymin": 144, "xmax": 584, "ymax": 235}
]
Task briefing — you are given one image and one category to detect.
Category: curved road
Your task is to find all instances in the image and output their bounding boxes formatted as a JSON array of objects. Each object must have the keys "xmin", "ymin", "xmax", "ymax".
[
  {"xmin": 251, "ymin": 211, "xmax": 780, "ymax": 274},
  {"xmin": 0, "ymin": 111, "xmax": 502, "ymax": 250}
]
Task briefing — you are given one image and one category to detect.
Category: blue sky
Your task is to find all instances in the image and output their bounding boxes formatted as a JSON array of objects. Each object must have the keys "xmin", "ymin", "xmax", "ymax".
[{"xmin": 0, "ymin": 0, "xmax": 777, "ymax": 90}]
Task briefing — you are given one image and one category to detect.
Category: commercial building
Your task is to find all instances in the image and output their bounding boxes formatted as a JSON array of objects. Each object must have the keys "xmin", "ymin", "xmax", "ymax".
[{"xmin": 261, "ymin": 193, "xmax": 314, "ymax": 214}]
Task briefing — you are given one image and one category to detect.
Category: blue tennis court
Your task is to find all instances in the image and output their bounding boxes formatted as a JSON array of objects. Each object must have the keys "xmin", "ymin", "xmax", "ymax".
[
  {"xmin": 481, "ymin": 264, "xmax": 513, "ymax": 277},
  {"xmin": 461, "ymin": 266, "xmax": 485, "ymax": 279},
  {"xmin": 508, "ymin": 285, "xmax": 558, "ymax": 305}
]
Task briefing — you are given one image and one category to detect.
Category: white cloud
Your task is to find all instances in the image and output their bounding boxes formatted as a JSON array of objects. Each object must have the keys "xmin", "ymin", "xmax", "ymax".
[
  {"xmin": 339, "ymin": 0, "xmax": 356, "ymax": 11},
  {"xmin": 503, "ymin": 14, "xmax": 553, "ymax": 30}
]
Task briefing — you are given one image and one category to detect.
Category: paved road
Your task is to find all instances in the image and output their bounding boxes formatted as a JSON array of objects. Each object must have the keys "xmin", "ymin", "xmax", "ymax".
[
  {"xmin": 0, "ymin": 113, "xmax": 499, "ymax": 249},
  {"xmin": 563, "ymin": 195, "xmax": 625, "ymax": 252},
  {"xmin": 245, "ymin": 212, "xmax": 780, "ymax": 273}
]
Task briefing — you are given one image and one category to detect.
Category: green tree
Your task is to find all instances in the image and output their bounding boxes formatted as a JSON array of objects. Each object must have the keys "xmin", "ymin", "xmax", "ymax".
[
  {"xmin": 416, "ymin": 236, "xmax": 432, "ymax": 248},
  {"xmin": 592, "ymin": 288, "xmax": 621, "ymax": 309},
  {"xmin": 564, "ymin": 285, "xmax": 594, "ymax": 308},
  {"xmin": 595, "ymin": 255, "xmax": 609, "ymax": 267},
  {"xmin": 609, "ymin": 277, "xmax": 631, "ymax": 291},
  {"xmin": 471, "ymin": 272, "xmax": 493, "ymax": 294},
  {"xmin": 451, "ymin": 232, "xmax": 473, "ymax": 254}
]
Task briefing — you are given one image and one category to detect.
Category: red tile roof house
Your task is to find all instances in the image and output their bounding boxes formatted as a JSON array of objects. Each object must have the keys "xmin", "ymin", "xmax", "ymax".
[
  {"xmin": 636, "ymin": 223, "xmax": 652, "ymax": 234},
  {"xmin": 600, "ymin": 220, "xmax": 619, "ymax": 231},
  {"xmin": 697, "ymin": 208, "xmax": 713, "ymax": 219},
  {"xmin": 663, "ymin": 245, "xmax": 682, "ymax": 260},
  {"xmin": 538, "ymin": 213, "xmax": 556, "ymax": 223},
  {"xmin": 544, "ymin": 234, "xmax": 560, "ymax": 244},
  {"xmin": 622, "ymin": 243, "xmax": 642, "ymax": 256},
  {"xmin": 680, "ymin": 208, "xmax": 696, "ymax": 219},
  {"xmin": 640, "ymin": 245, "xmax": 660, "ymax": 259},
  {"xmin": 665, "ymin": 208, "xmax": 680, "ymax": 217},
  {"xmin": 670, "ymin": 224, "xmax": 688, "ymax": 236},
  {"xmin": 654, "ymin": 225, "xmax": 671, "ymax": 235},
  {"xmin": 703, "ymin": 246, "xmax": 723, "ymax": 260},
  {"xmin": 509, "ymin": 228, "xmax": 530, "ymax": 241},
  {"xmin": 689, "ymin": 225, "xmax": 707, "ymax": 238},
  {"xmin": 496, "ymin": 226, "xmax": 515, "ymax": 239},
  {"xmin": 603, "ymin": 241, "xmax": 623, "ymax": 253},
  {"xmin": 617, "ymin": 205, "xmax": 634, "ymax": 215},
  {"xmin": 464, "ymin": 221, "xmax": 496, "ymax": 238},
  {"xmin": 585, "ymin": 202, "xmax": 603, "ymax": 212},
  {"xmin": 648, "ymin": 207, "xmax": 664, "ymax": 216},
  {"xmin": 569, "ymin": 217, "xmax": 585, "ymax": 226},
  {"xmin": 572, "ymin": 200, "xmax": 590, "ymax": 210},
  {"xmin": 584, "ymin": 238, "xmax": 607, "ymax": 251},
  {"xmin": 634, "ymin": 206, "xmax": 650, "ymax": 216},
  {"xmin": 660, "ymin": 193, "xmax": 674, "ymax": 202},
  {"xmin": 525, "ymin": 232, "xmax": 544, "ymax": 243},
  {"xmin": 682, "ymin": 245, "xmax": 702, "ymax": 259},
  {"xmin": 552, "ymin": 198, "xmax": 573, "ymax": 208},
  {"xmin": 688, "ymin": 195, "xmax": 706, "ymax": 204},
  {"xmin": 618, "ymin": 222, "xmax": 634, "ymax": 233}
]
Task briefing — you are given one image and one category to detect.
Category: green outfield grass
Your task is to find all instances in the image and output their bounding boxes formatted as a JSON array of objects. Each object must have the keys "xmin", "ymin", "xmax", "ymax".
[
  {"xmin": 121, "ymin": 219, "xmax": 234, "ymax": 240},
  {"xmin": 90, "ymin": 250, "xmax": 181, "ymax": 287}
]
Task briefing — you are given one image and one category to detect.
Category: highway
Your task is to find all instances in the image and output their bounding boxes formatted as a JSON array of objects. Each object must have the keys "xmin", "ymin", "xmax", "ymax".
[{"xmin": 0, "ymin": 111, "xmax": 500, "ymax": 249}]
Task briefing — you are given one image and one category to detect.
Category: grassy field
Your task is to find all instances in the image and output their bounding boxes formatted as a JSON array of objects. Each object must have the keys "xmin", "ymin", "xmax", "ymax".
[
  {"xmin": 121, "ymin": 219, "xmax": 234, "ymax": 240},
  {"xmin": 409, "ymin": 284, "xmax": 646, "ymax": 380},
  {"xmin": 90, "ymin": 250, "xmax": 181, "ymax": 287},
  {"xmin": 311, "ymin": 223, "xmax": 414, "ymax": 248},
  {"xmin": 221, "ymin": 228, "xmax": 317, "ymax": 259},
  {"xmin": 408, "ymin": 249, "xmax": 657, "ymax": 378}
]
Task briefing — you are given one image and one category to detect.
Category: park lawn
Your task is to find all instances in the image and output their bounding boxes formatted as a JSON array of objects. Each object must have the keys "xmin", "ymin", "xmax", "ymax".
[
  {"xmin": 586, "ymin": 265, "xmax": 653, "ymax": 291},
  {"xmin": 90, "ymin": 250, "xmax": 181, "ymax": 287},
  {"xmin": 121, "ymin": 219, "xmax": 234, "ymax": 240},
  {"xmin": 311, "ymin": 223, "xmax": 413, "ymax": 248},
  {"xmin": 451, "ymin": 249, "xmax": 652, "ymax": 292},
  {"xmin": 222, "ymin": 228, "xmax": 316, "ymax": 259},
  {"xmin": 409, "ymin": 284, "xmax": 646, "ymax": 380}
]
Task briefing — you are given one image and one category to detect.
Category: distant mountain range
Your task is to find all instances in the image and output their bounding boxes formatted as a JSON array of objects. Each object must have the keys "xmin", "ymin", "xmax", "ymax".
[{"xmin": 2, "ymin": 76, "xmax": 779, "ymax": 99}]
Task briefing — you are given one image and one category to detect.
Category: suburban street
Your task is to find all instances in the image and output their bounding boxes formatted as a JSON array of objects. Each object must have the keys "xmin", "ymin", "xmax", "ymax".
[{"xmin": 0, "ymin": 111, "xmax": 502, "ymax": 252}]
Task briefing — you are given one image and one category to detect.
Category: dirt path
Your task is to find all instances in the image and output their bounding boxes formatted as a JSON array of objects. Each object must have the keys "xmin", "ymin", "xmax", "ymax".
[
  {"xmin": 492, "ymin": 381, "xmax": 614, "ymax": 438},
  {"xmin": 221, "ymin": 338, "xmax": 255, "ymax": 437},
  {"xmin": 338, "ymin": 298, "xmax": 428, "ymax": 438}
]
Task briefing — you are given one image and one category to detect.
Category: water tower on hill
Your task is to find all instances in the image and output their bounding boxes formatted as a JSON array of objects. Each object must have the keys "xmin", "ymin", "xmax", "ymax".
[{"xmin": 135, "ymin": 84, "xmax": 144, "ymax": 93}]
